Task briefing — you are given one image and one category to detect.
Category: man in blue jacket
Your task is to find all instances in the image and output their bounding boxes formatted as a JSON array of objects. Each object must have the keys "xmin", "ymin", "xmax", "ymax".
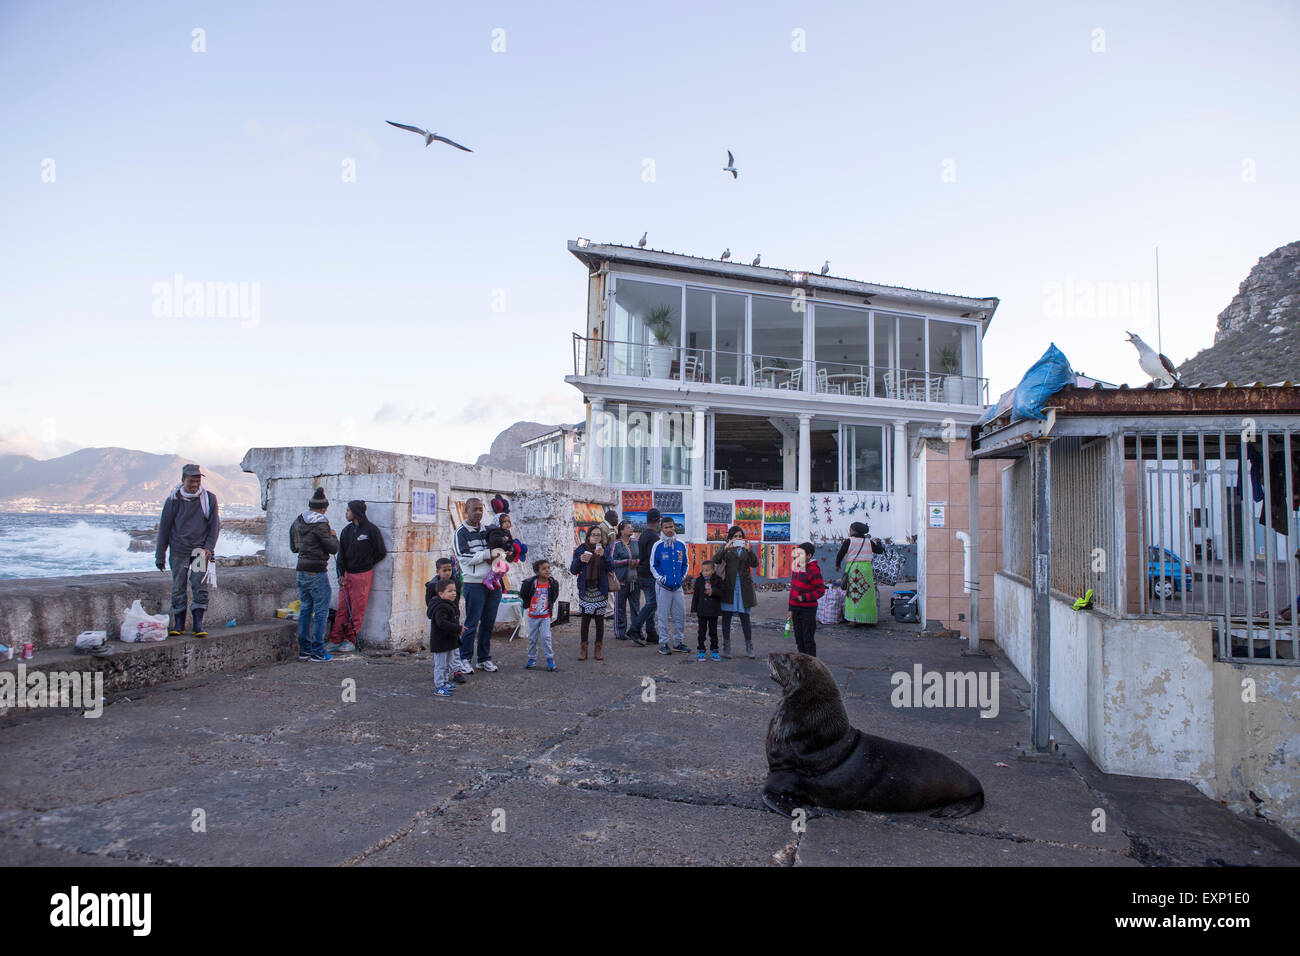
[
  {"xmin": 650, "ymin": 515, "xmax": 689, "ymax": 654},
  {"xmin": 155, "ymin": 463, "xmax": 221, "ymax": 637}
]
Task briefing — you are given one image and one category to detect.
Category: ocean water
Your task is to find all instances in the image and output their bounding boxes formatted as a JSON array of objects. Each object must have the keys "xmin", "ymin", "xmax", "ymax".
[{"xmin": 0, "ymin": 513, "xmax": 263, "ymax": 580}]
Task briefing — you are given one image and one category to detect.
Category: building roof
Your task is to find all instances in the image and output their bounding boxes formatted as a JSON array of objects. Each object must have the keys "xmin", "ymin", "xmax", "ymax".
[
  {"xmin": 568, "ymin": 240, "xmax": 1000, "ymax": 326},
  {"xmin": 520, "ymin": 421, "xmax": 585, "ymax": 448}
]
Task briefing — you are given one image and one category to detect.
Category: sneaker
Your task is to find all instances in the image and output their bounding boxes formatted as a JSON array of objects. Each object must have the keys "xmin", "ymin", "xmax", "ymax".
[
  {"xmin": 626, "ymin": 629, "xmax": 643, "ymax": 642},
  {"xmin": 525, "ymin": 658, "xmax": 536, "ymax": 669},
  {"xmin": 309, "ymin": 652, "xmax": 333, "ymax": 662},
  {"xmin": 546, "ymin": 658, "xmax": 556, "ymax": 671},
  {"xmin": 298, "ymin": 652, "xmax": 311, "ymax": 661},
  {"xmin": 457, "ymin": 658, "xmax": 475, "ymax": 674},
  {"xmin": 658, "ymin": 645, "xmax": 673, "ymax": 655},
  {"xmin": 452, "ymin": 672, "xmax": 466, "ymax": 684},
  {"xmin": 335, "ymin": 641, "xmax": 357, "ymax": 654},
  {"xmin": 479, "ymin": 659, "xmax": 499, "ymax": 673},
  {"xmin": 630, "ymin": 635, "xmax": 646, "ymax": 647},
  {"xmin": 673, "ymin": 643, "xmax": 689, "ymax": 652},
  {"xmin": 697, "ymin": 650, "xmax": 706, "ymax": 661},
  {"xmin": 434, "ymin": 685, "xmax": 454, "ymax": 698},
  {"xmin": 711, "ymin": 651, "xmax": 721, "ymax": 662}
]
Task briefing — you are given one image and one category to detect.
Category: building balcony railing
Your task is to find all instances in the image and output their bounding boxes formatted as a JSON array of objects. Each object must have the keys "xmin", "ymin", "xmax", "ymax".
[{"xmin": 571, "ymin": 334, "xmax": 988, "ymax": 406}]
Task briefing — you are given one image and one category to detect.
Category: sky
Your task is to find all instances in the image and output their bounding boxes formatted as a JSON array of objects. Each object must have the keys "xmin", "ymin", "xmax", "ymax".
[{"xmin": 2, "ymin": 0, "xmax": 1298, "ymax": 466}]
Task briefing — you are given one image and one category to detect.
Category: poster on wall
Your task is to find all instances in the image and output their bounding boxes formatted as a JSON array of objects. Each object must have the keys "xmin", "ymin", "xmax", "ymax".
[
  {"xmin": 703, "ymin": 501, "xmax": 732, "ymax": 525},
  {"xmin": 706, "ymin": 523, "xmax": 729, "ymax": 542},
  {"xmin": 573, "ymin": 500, "xmax": 606, "ymax": 545},
  {"xmin": 762, "ymin": 523, "xmax": 791, "ymax": 543},
  {"xmin": 763, "ymin": 501, "xmax": 791, "ymax": 523},
  {"xmin": 410, "ymin": 482, "xmax": 438, "ymax": 523},
  {"xmin": 653, "ymin": 490, "xmax": 683, "ymax": 513},
  {"xmin": 623, "ymin": 511, "xmax": 649, "ymax": 532},
  {"xmin": 735, "ymin": 499, "xmax": 763, "ymax": 522},
  {"xmin": 623, "ymin": 490, "xmax": 652, "ymax": 512},
  {"xmin": 736, "ymin": 519, "xmax": 762, "ymax": 541}
]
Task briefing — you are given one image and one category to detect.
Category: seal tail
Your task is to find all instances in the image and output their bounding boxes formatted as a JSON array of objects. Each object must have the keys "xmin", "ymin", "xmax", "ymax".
[{"xmin": 930, "ymin": 789, "xmax": 984, "ymax": 819}]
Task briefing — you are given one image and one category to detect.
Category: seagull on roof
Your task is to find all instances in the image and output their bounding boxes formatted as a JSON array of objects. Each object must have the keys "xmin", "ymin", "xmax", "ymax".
[
  {"xmin": 638, "ymin": 232, "xmax": 647, "ymax": 248},
  {"xmin": 723, "ymin": 150, "xmax": 738, "ymax": 179},
  {"xmin": 821, "ymin": 260, "xmax": 830, "ymax": 275},
  {"xmin": 721, "ymin": 248, "xmax": 731, "ymax": 260},
  {"xmin": 1126, "ymin": 331, "xmax": 1181, "ymax": 387},
  {"xmin": 385, "ymin": 121, "xmax": 473, "ymax": 152},
  {"xmin": 751, "ymin": 253, "xmax": 761, "ymax": 266}
]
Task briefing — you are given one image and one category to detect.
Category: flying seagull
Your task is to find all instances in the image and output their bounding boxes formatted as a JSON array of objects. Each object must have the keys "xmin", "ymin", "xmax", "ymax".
[
  {"xmin": 385, "ymin": 121, "xmax": 473, "ymax": 152},
  {"xmin": 821, "ymin": 260, "xmax": 830, "ymax": 275},
  {"xmin": 723, "ymin": 150, "xmax": 738, "ymax": 179},
  {"xmin": 751, "ymin": 253, "xmax": 761, "ymax": 266},
  {"xmin": 638, "ymin": 232, "xmax": 647, "ymax": 248},
  {"xmin": 1126, "ymin": 331, "xmax": 1181, "ymax": 387},
  {"xmin": 721, "ymin": 248, "xmax": 731, "ymax": 260}
]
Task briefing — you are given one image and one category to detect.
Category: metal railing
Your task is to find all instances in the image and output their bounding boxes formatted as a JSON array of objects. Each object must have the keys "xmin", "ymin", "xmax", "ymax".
[{"xmin": 572, "ymin": 334, "xmax": 989, "ymax": 406}]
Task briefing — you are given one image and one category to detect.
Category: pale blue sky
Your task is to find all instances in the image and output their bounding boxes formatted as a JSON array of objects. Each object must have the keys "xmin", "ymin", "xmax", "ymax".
[{"xmin": 2, "ymin": 0, "xmax": 1297, "ymax": 465}]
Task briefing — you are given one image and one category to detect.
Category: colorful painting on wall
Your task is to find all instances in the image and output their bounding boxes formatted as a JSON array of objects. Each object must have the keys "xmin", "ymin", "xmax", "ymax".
[
  {"xmin": 623, "ymin": 490, "xmax": 652, "ymax": 512},
  {"xmin": 653, "ymin": 490, "xmax": 683, "ymax": 512},
  {"xmin": 763, "ymin": 501, "xmax": 791, "ymax": 523},
  {"xmin": 735, "ymin": 499, "xmax": 763, "ymax": 522},
  {"xmin": 573, "ymin": 500, "xmax": 607, "ymax": 546},
  {"xmin": 623, "ymin": 511, "xmax": 649, "ymax": 532},
  {"xmin": 762, "ymin": 522, "xmax": 791, "ymax": 543},
  {"xmin": 703, "ymin": 501, "xmax": 733, "ymax": 525},
  {"xmin": 706, "ymin": 523, "xmax": 729, "ymax": 542},
  {"xmin": 757, "ymin": 543, "xmax": 792, "ymax": 578},
  {"xmin": 736, "ymin": 519, "xmax": 762, "ymax": 541},
  {"xmin": 807, "ymin": 492, "xmax": 898, "ymax": 544}
]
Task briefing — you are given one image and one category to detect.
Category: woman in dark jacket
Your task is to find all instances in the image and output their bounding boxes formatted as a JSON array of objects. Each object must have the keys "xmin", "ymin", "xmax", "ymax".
[
  {"xmin": 570, "ymin": 526, "xmax": 612, "ymax": 661},
  {"xmin": 713, "ymin": 524, "xmax": 759, "ymax": 659},
  {"xmin": 610, "ymin": 520, "xmax": 642, "ymax": 644}
]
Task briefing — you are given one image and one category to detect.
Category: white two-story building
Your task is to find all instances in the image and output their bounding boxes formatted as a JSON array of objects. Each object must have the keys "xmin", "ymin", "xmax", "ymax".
[{"xmin": 563, "ymin": 239, "xmax": 999, "ymax": 549}]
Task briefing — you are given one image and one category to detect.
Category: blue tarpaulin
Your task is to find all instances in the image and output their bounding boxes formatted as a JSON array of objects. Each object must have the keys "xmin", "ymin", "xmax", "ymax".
[{"xmin": 1010, "ymin": 344, "xmax": 1074, "ymax": 421}]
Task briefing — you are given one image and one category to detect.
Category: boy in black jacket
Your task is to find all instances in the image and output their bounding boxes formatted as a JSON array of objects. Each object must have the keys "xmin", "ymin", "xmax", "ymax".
[
  {"xmin": 518, "ymin": 559, "xmax": 559, "ymax": 671},
  {"xmin": 691, "ymin": 559, "xmax": 725, "ymax": 661},
  {"xmin": 427, "ymin": 578, "xmax": 462, "ymax": 697},
  {"xmin": 331, "ymin": 499, "xmax": 389, "ymax": 653},
  {"xmin": 425, "ymin": 558, "xmax": 466, "ymax": 683}
]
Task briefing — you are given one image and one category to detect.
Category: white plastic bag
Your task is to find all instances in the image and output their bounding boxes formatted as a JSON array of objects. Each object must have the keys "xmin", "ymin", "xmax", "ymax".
[
  {"xmin": 121, "ymin": 600, "xmax": 169, "ymax": 642},
  {"xmin": 203, "ymin": 562, "xmax": 217, "ymax": 590},
  {"xmin": 75, "ymin": 630, "xmax": 107, "ymax": 649}
]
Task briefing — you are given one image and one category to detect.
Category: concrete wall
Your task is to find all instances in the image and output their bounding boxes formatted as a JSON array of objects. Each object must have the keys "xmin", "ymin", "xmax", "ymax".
[
  {"xmin": 242, "ymin": 445, "xmax": 617, "ymax": 651},
  {"xmin": 0, "ymin": 566, "xmax": 298, "ymax": 650},
  {"xmin": 994, "ymin": 570, "xmax": 1298, "ymax": 840}
]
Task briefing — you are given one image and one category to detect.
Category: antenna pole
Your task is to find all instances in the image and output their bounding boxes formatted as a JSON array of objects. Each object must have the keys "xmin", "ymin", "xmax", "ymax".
[{"xmin": 1155, "ymin": 246, "xmax": 1162, "ymax": 357}]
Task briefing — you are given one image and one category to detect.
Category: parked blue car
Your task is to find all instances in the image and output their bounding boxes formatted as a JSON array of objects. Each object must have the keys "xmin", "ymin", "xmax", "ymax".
[{"xmin": 1147, "ymin": 546, "xmax": 1193, "ymax": 599}]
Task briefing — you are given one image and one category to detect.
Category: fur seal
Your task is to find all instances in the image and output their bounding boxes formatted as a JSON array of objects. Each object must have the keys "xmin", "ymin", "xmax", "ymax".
[{"xmin": 763, "ymin": 652, "xmax": 984, "ymax": 818}]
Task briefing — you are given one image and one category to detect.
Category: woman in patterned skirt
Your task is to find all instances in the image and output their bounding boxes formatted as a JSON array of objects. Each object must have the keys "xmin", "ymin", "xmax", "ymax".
[
  {"xmin": 569, "ymin": 525, "xmax": 612, "ymax": 660},
  {"xmin": 835, "ymin": 522, "xmax": 883, "ymax": 625}
]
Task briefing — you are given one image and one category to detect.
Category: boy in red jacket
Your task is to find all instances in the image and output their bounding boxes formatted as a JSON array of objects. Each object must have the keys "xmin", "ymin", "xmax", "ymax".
[{"xmin": 788, "ymin": 541, "xmax": 826, "ymax": 657}]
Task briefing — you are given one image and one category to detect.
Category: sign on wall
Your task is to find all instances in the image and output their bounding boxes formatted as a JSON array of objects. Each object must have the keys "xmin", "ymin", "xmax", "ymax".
[
  {"xmin": 928, "ymin": 502, "xmax": 946, "ymax": 528},
  {"xmin": 410, "ymin": 481, "xmax": 438, "ymax": 523}
]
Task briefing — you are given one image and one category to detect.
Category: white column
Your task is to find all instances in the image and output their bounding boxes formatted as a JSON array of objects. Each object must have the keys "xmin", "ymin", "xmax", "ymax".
[
  {"xmin": 691, "ymin": 405, "xmax": 707, "ymax": 542},
  {"xmin": 893, "ymin": 420, "xmax": 908, "ymax": 528},
  {"xmin": 798, "ymin": 413, "xmax": 812, "ymax": 543},
  {"xmin": 586, "ymin": 398, "xmax": 605, "ymax": 481}
]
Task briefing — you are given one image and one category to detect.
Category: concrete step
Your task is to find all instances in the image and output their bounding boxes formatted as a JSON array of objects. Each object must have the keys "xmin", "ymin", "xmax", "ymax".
[{"xmin": 0, "ymin": 619, "xmax": 300, "ymax": 700}]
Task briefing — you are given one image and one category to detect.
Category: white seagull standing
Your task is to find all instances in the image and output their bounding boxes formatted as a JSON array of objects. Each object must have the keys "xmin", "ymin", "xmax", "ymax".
[
  {"xmin": 638, "ymin": 232, "xmax": 647, "ymax": 248},
  {"xmin": 820, "ymin": 260, "xmax": 830, "ymax": 275},
  {"xmin": 723, "ymin": 150, "xmax": 738, "ymax": 179},
  {"xmin": 385, "ymin": 121, "xmax": 473, "ymax": 152},
  {"xmin": 721, "ymin": 248, "xmax": 731, "ymax": 260},
  {"xmin": 1126, "ymin": 331, "xmax": 1181, "ymax": 387},
  {"xmin": 751, "ymin": 253, "xmax": 761, "ymax": 267}
]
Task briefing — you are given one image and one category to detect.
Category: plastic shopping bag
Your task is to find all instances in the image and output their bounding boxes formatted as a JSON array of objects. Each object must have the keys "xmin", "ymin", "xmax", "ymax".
[
  {"xmin": 203, "ymin": 562, "xmax": 217, "ymax": 589},
  {"xmin": 121, "ymin": 599, "xmax": 169, "ymax": 642},
  {"xmin": 816, "ymin": 584, "xmax": 845, "ymax": 625}
]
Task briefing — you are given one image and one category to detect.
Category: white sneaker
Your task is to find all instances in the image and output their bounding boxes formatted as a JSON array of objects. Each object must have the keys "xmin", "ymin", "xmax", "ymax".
[
  {"xmin": 457, "ymin": 658, "xmax": 475, "ymax": 674},
  {"xmin": 479, "ymin": 659, "xmax": 500, "ymax": 672}
]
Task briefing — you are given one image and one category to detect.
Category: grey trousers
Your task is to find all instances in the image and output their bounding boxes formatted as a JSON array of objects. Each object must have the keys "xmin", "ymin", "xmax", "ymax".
[
  {"xmin": 656, "ymin": 584, "xmax": 685, "ymax": 647},
  {"xmin": 170, "ymin": 550, "xmax": 209, "ymax": 616}
]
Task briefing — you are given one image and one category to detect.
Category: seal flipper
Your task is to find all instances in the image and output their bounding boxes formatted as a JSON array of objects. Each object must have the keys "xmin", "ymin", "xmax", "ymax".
[
  {"xmin": 761, "ymin": 789, "xmax": 805, "ymax": 818},
  {"xmin": 929, "ymin": 790, "xmax": 984, "ymax": 819}
]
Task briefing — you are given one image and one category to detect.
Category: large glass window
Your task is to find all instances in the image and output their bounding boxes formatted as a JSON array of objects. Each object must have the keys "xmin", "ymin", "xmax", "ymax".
[
  {"xmin": 873, "ymin": 312, "xmax": 926, "ymax": 401},
  {"xmin": 610, "ymin": 279, "xmax": 681, "ymax": 379},
  {"xmin": 660, "ymin": 410, "xmax": 696, "ymax": 486},
  {"xmin": 600, "ymin": 406, "xmax": 653, "ymax": 483},
  {"xmin": 928, "ymin": 319, "xmax": 979, "ymax": 404},
  {"xmin": 813, "ymin": 304, "xmax": 870, "ymax": 396},
  {"xmin": 751, "ymin": 294, "xmax": 805, "ymax": 389},
  {"xmin": 842, "ymin": 425, "xmax": 885, "ymax": 491},
  {"xmin": 684, "ymin": 288, "xmax": 746, "ymax": 385}
]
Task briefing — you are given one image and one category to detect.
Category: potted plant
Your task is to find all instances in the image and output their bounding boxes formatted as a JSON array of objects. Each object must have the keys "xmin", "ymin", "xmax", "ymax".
[
  {"xmin": 938, "ymin": 347, "xmax": 963, "ymax": 403},
  {"xmin": 645, "ymin": 305, "xmax": 675, "ymax": 378}
]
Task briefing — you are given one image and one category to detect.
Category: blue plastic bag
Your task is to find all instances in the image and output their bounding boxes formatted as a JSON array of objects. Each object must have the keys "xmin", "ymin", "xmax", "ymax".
[{"xmin": 1012, "ymin": 344, "xmax": 1074, "ymax": 421}]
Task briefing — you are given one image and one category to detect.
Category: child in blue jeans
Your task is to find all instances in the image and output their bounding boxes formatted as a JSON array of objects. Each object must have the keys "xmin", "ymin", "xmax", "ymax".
[
  {"xmin": 427, "ymin": 578, "xmax": 462, "ymax": 697},
  {"xmin": 518, "ymin": 559, "xmax": 559, "ymax": 671}
]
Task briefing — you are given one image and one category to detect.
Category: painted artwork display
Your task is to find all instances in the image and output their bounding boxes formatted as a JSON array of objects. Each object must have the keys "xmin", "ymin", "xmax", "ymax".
[
  {"xmin": 757, "ymin": 543, "xmax": 792, "ymax": 578},
  {"xmin": 623, "ymin": 511, "xmax": 649, "ymax": 532},
  {"xmin": 703, "ymin": 501, "xmax": 732, "ymax": 525},
  {"xmin": 686, "ymin": 543, "xmax": 715, "ymax": 579},
  {"xmin": 706, "ymin": 523, "xmax": 729, "ymax": 542},
  {"xmin": 623, "ymin": 490, "xmax": 652, "ymax": 512},
  {"xmin": 653, "ymin": 490, "xmax": 683, "ymax": 512},
  {"xmin": 735, "ymin": 499, "xmax": 763, "ymax": 522},
  {"xmin": 807, "ymin": 493, "xmax": 899, "ymax": 545},
  {"xmin": 736, "ymin": 519, "xmax": 762, "ymax": 541},
  {"xmin": 763, "ymin": 501, "xmax": 791, "ymax": 523},
  {"xmin": 762, "ymin": 523, "xmax": 791, "ymax": 543},
  {"xmin": 573, "ymin": 500, "xmax": 607, "ymax": 545}
]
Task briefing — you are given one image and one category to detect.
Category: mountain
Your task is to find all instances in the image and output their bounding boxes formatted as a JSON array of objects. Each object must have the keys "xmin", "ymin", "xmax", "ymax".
[
  {"xmin": 475, "ymin": 421, "xmax": 561, "ymax": 473},
  {"xmin": 0, "ymin": 447, "xmax": 261, "ymax": 515},
  {"xmin": 1178, "ymin": 241, "xmax": 1300, "ymax": 385}
]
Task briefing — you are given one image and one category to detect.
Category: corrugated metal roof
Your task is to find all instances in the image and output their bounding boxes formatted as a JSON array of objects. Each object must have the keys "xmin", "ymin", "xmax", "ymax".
[{"xmin": 567, "ymin": 239, "xmax": 1001, "ymax": 320}]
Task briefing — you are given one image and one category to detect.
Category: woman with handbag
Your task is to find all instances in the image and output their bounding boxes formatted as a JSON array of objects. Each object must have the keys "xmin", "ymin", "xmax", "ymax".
[
  {"xmin": 713, "ymin": 524, "xmax": 759, "ymax": 658},
  {"xmin": 835, "ymin": 521, "xmax": 884, "ymax": 625},
  {"xmin": 610, "ymin": 520, "xmax": 642, "ymax": 644},
  {"xmin": 570, "ymin": 526, "xmax": 613, "ymax": 660}
]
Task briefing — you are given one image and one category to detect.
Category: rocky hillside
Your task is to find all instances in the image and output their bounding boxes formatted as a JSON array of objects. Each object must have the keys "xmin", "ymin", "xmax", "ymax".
[
  {"xmin": 0, "ymin": 447, "xmax": 261, "ymax": 515},
  {"xmin": 475, "ymin": 421, "xmax": 562, "ymax": 473},
  {"xmin": 1178, "ymin": 241, "xmax": 1300, "ymax": 384}
]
